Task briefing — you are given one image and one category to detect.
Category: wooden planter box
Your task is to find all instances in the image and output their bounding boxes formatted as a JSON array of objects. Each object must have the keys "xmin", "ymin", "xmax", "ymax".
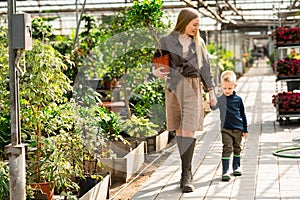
[
  {"xmin": 79, "ymin": 174, "xmax": 110, "ymax": 200},
  {"xmin": 99, "ymin": 141, "xmax": 145, "ymax": 183},
  {"xmin": 82, "ymin": 140, "xmax": 145, "ymax": 183},
  {"xmin": 126, "ymin": 130, "xmax": 169, "ymax": 153}
]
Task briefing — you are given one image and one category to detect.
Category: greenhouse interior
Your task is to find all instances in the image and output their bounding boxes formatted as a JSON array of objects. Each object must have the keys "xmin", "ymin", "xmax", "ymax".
[{"xmin": 1, "ymin": 0, "xmax": 300, "ymax": 200}]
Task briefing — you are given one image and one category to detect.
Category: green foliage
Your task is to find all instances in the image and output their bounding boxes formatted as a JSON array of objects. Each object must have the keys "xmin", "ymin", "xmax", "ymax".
[
  {"xmin": 124, "ymin": 115, "xmax": 158, "ymax": 138},
  {"xmin": 129, "ymin": 78, "xmax": 165, "ymax": 129},
  {"xmin": 31, "ymin": 17, "xmax": 54, "ymax": 41},
  {"xmin": 94, "ymin": 106, "xmax": 126, "ymax": 142},
  {"xmin": 130, "ymin": 79, "xmax": 165, "ymax": 115},
  {"xmin": 0, "ymin": 160, "xmax": 9, "ymax": 200},
  {"xmin": 93, "ymin": 1, "xmax": 171, "ymax": 88},
  {"xmin": 0, "ymin": 26, "xmax": 10, "ymax": 157},
  {"xmin": 19, "ymin": 40, "xmax": 83, "ymax": 194},
  {"xmin": 0, "ymin": 26, "xmax": 9, "ymax": 114},
  {"xmin": 127, "ymin": 0, "xmax": 164, "ymax": 28},
  {"xmin": 207, "ymin": 42, "xmax": 235, "ymax": 73},
  {"xmin": 20, "ymin": 40, "xmax": 72, "ymax": 138},
  {"xmin": 27, "ymin": 133, "xmax": 82, "ymax": 194},
  {"xmin": 0, "ymin": 116, "xmax": 10, "ymax": 156}
]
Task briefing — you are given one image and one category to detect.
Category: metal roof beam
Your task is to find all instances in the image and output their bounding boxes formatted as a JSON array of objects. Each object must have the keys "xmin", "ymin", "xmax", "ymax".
[
  {"xmin": 224, "ymin": 0, "xmax": 246, "ymax": 22},
  {"xmin": 289, "ymin": 0, "xmax": 299, "ymax": 9}
]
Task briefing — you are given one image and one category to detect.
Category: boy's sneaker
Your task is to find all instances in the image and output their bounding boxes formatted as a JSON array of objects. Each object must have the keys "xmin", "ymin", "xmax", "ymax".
[
  {"xmin": 222, "ymin": 173, "xmax": 231, "ymax": 181},
  {"xmin": 233, "ymin": 167, "xmax": 242, "ymax": 176}
]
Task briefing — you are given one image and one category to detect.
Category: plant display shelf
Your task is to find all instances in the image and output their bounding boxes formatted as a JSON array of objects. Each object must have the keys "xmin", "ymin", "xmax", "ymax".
[
  {"xmin": 274, "ymin": 40, "xmax": 300, "ymax": 125},
  {"xmin": 274, "ymin": 80, "xmax": 300, "ymax": 125},
  {"xmin": 276, "ymin": 43, "xmax": 300, "ymax": 49},
  {"xmin": 276, "ymin": 76, "xmax": 300, "ymax": 82}
]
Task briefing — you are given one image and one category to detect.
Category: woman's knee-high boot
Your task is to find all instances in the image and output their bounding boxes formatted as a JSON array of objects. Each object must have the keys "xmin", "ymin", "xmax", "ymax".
[{"xmin": 177, "ymin": 136, "xmax": 196, "ymax": 193}]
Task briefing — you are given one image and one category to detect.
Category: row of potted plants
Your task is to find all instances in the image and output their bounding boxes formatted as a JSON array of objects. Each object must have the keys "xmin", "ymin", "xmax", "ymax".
[
  {"xmin": 275, "ymin": 27, "xmax": 300, "ymax": 44},
  {"xmin": 276, "ymin": 58, "xmax": 300, "ymax": 77},
  {"xmin": 272, "ymin": 92, "xmax": 300, "ymax": 112},
  {"xmin": 0, "ymin": 0, "xmax": 171, "ymax": 199}
]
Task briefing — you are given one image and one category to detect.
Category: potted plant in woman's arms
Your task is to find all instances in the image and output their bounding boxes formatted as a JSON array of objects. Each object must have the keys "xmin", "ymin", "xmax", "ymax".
[{"xmin": 128, "ymin": 0, "xmax": 171, "ymax": 72}]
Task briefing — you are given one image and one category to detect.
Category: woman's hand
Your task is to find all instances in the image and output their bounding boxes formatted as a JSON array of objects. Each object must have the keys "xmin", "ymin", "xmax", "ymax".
[
  {"xmin": 208, "ymin": 89, "xmax": 217, "ymax": 107},
  {"xmin": 152, "ymin": 66, "xmax": 170, "ymax": 79}
]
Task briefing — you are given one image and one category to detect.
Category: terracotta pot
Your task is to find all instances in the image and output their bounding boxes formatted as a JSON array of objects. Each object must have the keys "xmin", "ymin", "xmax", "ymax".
[
  {"xmin": 103, "ymin": 80, "xmax": 112, "ymax": 90},
  {"xmin": 30, "ymin": 182, "xmax": 54, "ymax": 200},
  {"xmin": 152, "ymin": 54, "xmax": 170, "ymax": 73},
  {"xmin": 277, "ymin": 41, "xmax": 284, "ymax": 45},
  {"xmin": 277, "ymin": 74, "xmax": 286, "ymax": 78}
]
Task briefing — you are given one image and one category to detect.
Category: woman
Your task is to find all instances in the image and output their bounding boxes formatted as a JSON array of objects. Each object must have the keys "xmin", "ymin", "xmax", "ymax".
[{"xmin": 152, "ymin": 8, "xmax": 217, "ymax": 192}]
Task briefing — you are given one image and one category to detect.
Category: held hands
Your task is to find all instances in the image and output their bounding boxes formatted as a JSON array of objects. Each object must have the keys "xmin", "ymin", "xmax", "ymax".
[
  {"xmin": 242, "ymin": 132, "xmax": 248, "ymax": 138},
  {"xmin": 152, "ymin": 66, "xmax": 170, "ymax": 79},
  {"xmin": 208, "ymin": 89, "xmax": 217, "ymax": 107}
]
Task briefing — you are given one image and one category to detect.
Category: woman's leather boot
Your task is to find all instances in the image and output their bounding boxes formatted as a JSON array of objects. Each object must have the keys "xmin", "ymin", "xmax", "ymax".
[{"xmin": 177, "ymin": 136, "xmax": 196, "ymax": 192}]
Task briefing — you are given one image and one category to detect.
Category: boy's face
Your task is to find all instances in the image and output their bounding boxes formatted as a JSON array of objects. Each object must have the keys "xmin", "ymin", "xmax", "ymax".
[{"xmin": 221, "ymin": 81, "xmax": 237, "ymax": 96}]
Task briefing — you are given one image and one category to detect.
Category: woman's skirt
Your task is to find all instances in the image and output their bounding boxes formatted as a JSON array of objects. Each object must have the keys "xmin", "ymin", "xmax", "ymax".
[{"xmin": 165, "ymin": 77, "xmax": 204, "ymax": 131}]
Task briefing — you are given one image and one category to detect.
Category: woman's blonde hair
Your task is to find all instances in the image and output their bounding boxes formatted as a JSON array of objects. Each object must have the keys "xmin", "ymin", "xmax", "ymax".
[{"xmin": 173, "ymin": 8, "xmax": 208, "ymax": 69}]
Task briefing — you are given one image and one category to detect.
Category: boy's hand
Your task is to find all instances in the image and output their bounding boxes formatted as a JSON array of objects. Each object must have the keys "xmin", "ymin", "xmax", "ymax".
[{"xmin": 242, "ymin": 132, "xmax": 248, "ymax": 138}]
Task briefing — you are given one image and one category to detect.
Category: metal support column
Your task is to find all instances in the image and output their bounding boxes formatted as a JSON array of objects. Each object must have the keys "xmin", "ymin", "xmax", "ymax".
[
  {"xmin": 214, "ymin": 22, "xmax": 220, "ymax": 85},
  {"xmin": 5, "ymin": 0, "xmax": 27, "ymax": 199}
]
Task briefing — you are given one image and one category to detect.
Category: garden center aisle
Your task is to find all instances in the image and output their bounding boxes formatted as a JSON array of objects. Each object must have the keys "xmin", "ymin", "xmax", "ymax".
[{"xmin": 131, "ymin": 58, "xmax": 300, "ymax": 200}]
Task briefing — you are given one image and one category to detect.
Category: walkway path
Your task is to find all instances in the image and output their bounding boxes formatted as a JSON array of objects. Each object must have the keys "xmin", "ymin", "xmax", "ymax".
[{"xmin": 131, "ymin": 59, "xmax": 300, "ymax": 200}]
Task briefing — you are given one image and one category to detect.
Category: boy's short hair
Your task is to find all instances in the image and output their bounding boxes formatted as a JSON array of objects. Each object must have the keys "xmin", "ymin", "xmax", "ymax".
[{"xmin": 221, "ymin": 70, "xmax": 236, "ymax": 83}]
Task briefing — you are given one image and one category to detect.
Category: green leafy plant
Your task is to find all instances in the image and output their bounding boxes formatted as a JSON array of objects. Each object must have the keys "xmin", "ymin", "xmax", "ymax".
[
  {"xmin": 19, "ymin": 40, "xmax": 85, "ymax": 195},
  {"xmin": 0, "ymin": 26, "xmax": 10, "ymax": 159},
  {"xmin": 95, "ymin": 106, "xmax": 126, "ymax": 142},
  {"xmin": 129, "ymin": 78, "xmax": 166, "ymax": 131},
  {"xmin": 127, "ymin": 0, "xmax": 165, "ymax": 54},
  {"xmin": 0, "ymin": 115, "xmax": 10, "ymax": 157},
  {"xmin": 31, "ymin": 17, "xmax": 55, "ymax": 42},
  {"xmin": 124, "ymin": 115, "xmax": 158, "ymax": 138},
  {"xmin": 207, "ymin": 42, "xmax": 235, "ymax": 73},
  {"xmin": 0, "ymin": 160, "xmax": 9, "ymax": 200}
]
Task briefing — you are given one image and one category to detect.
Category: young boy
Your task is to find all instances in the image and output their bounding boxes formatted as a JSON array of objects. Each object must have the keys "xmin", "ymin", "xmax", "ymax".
[{"xmin": 210, "ymin": 70, "xmax": 248, "ymax": 181}]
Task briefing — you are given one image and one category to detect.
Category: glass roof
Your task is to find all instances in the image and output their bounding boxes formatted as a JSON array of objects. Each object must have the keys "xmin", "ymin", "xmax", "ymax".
[{"xmin": 0, "ymin": 0, "xmax": 299, "ymax": 33}]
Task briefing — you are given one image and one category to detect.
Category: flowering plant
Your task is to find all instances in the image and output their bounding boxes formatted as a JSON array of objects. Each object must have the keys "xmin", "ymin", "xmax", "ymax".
[
  {"xmin": 276, "ymin": 27, "xmax": 286, "ymax": 42},
  {"xmin": 272, "ymin": 92, "xmax": 300, "ymax": 110},
  {"xmin": 290, "ymin": 27, "xmax": 300, "ymax": 41},
  {"xmin": 276, "ymin": 27, "xmax": 300, "ymax": 42},
  {"xmin": 276, "ymin": 59, "xmax": 291, "ymax": 75},
  {"xmin": 276, "ymin": 58, "xmax": 300, "ymax": 75}
]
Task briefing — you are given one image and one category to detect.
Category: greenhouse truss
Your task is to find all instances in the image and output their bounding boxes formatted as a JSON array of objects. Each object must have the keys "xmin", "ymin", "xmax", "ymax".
[{"xmin": 0, "ymin": 0, "xmax": 300, "ymax": 34}]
